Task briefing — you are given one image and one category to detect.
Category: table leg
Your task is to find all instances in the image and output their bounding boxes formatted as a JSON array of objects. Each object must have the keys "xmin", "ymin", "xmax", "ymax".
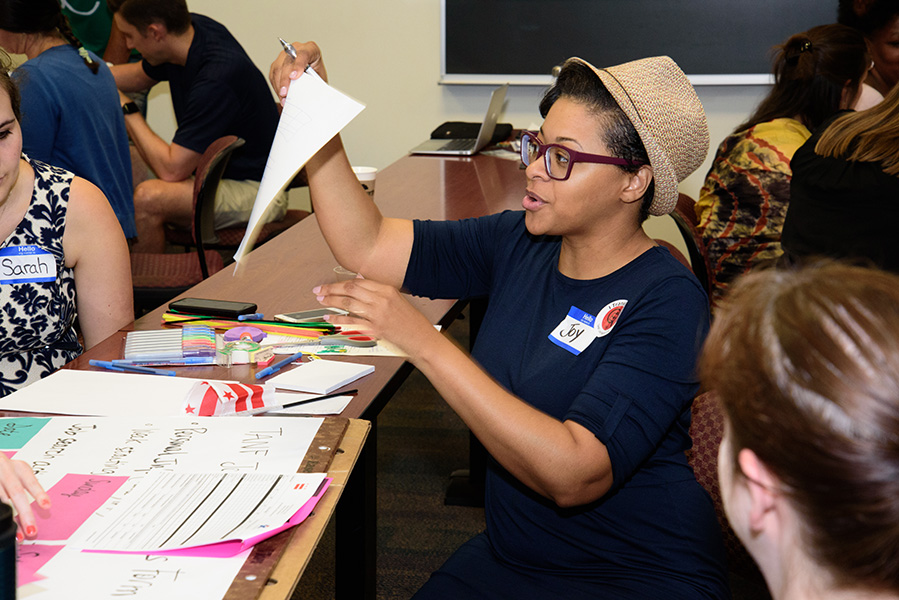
[
  {"xmin": 336, "ymin": 419, "xmax": 377, "ymax": 600},
  {"xmin": 444, "ymin": 298, "xmax": 487, "ymax": 507}
]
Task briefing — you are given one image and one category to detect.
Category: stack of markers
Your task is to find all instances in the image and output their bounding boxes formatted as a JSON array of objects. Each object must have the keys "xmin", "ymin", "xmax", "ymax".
[
  {"xmin": 160, "ymin": 312, "xmax": 337, "ymax": 340},
  {"xmin": 123, "ymin": 326, "xmax": 217, "ymax": 364}
]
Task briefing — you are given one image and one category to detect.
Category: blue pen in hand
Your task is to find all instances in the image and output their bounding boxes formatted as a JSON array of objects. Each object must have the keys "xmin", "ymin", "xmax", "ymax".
[
  {"xmin": 255, "ymin": 351, "xmax": 305, "ymax": 379},
  {"xmin": 89, "ymin": 359, "xmax": 176, "ymax": 377}
]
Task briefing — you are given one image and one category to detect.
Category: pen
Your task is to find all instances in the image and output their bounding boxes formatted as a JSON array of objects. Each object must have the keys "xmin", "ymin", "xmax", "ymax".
[
  {"xmin": 279, "ymin": 37, "xmax": 298, "ymax": 60},
  {"xmin": 255, "ymin": 351, "xmax": 305, "ymax": 379},
  {"xmin": 237, "ymin": 313, "xmax": 264, "ymax": 321},
  {"xmin": 278, "ymin": 389, "xmax": 358, "ymax": 410},
  {"xmin": 89, "ymin": 359, "xmax": 177, "ymax": 377}
]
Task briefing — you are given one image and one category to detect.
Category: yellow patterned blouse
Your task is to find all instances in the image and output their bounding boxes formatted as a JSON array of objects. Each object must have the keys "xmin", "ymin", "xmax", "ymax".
[{"xmin": 695, "ymin": 118, "xmax": 811, "ymax": 307}]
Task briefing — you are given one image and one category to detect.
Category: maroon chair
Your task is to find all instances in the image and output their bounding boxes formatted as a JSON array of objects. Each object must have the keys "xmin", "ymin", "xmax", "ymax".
[
  {"xmin": 129, "ymin": 136, "xmax": 243, "ymax": 313},
  {"xmin": 670, "ymin": 193, "xmax": 712, "ymax": 299},
  {"xmin": 689, "ymin": 391, "xmax": 770, "ymax": 597},
  {"xmin": 655, "ymin": 239, "xmax": 691, "ymax": 271},
  {"xmin": 164, "ymin": 166, "xmax": 310, "ymax": 257}
]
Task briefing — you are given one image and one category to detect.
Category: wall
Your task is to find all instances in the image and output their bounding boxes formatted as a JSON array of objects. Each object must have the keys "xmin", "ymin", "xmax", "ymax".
[{"xmin": 147, "ymin": 0, "xmax": 771, "ymax": 242}]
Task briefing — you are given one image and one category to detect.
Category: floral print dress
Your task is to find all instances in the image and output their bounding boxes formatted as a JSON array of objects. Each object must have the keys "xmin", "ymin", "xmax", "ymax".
[{"xmin": 0, "ymin": 157, "xmax": 81, "ymax": 396}]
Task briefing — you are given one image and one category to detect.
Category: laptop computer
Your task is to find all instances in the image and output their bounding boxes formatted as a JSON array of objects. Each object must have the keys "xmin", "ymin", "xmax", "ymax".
[{"xmin": 410, "ymin": 84, "xmax": 509, "ymax": 156}]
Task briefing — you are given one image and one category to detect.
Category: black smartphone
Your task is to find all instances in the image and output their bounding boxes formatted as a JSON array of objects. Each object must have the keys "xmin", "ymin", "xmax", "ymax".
[{"xmin": 168, "ymin": 298, "xmax": 258, "ymax": 319}]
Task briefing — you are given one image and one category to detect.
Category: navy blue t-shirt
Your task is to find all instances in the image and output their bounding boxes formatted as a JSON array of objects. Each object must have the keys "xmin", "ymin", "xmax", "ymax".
[
  {"xmin": 404, "ymin": 211, "xmax": 728, "ymax": 598},
  {"xmin": 142, "ymin": 14, "xmax": 278, "ymax": 182}
]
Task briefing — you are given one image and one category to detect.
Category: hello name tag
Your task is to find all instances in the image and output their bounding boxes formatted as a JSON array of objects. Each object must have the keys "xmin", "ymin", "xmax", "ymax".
[
  {"xmin": 548, "ymin": 306, "xmax": 597, "ymax": 356},
  {"xmin": 0, "ymin": 246, "xmax": 57, "ymax": 284}
]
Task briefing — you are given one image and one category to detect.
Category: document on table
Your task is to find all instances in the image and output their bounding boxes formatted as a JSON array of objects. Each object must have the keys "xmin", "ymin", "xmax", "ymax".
[
  {"xmin": 71, "ymin": 471, "xmax": 329, "ymax": 554},
  {"xmin": 233, "ymin": 67, "xmax": 365, "ymax": 266},
  {"xmin": 6, "ymin": 415, "xmax": 324, "ymax": 598}
]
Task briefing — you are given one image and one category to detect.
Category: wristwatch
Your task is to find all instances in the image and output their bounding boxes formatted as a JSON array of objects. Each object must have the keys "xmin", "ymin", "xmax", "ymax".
[{"xmin": 122, "ymin": 101, "xmax": 139, "ymax": 115}]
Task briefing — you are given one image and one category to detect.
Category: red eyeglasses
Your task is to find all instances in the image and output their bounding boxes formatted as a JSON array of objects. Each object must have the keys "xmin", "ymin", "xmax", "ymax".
[{"xmin": 520, "ymin": 131, "xmax": 645, "ymax": 181}]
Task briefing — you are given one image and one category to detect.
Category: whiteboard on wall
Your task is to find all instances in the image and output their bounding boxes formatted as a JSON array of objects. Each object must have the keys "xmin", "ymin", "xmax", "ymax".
[{"xmin": 441, "ymin": 0, "xmax": 838, "ymax": 85}]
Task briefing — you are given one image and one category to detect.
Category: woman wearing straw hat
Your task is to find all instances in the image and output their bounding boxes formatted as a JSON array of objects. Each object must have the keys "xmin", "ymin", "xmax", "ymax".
[{"xmin": 271, "ymin": 45, "xmax": 728, "ymax": 598}]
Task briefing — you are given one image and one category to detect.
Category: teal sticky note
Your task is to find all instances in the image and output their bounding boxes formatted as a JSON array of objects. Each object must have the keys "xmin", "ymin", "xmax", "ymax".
[{"xmin": 0, "ymin": 418, "xmax": 51, "ymax": 449}]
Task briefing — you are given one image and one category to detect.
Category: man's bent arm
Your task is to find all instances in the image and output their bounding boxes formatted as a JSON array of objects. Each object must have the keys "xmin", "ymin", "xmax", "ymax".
[
  {"xmin": 111, "ymin": 61, "xmax": 157, "ymax": 93},
  {"xmin": 122, "ymin": 106, "xmax": 200, "ymax": 181}
]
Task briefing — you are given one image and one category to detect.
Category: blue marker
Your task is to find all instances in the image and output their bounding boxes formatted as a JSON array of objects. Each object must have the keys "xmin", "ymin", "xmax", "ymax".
[
  {"xmin": 255, "ymin": 351, "xmax": 305, "ymax": 379},
  {"xmin": 89, "ymin": 359, "xmax": 176, "ymax": 377},
  {"xmin": 112, "ymin": 357, "xmax": 214, "ymax": 367},
  {"xmin": 237, "ymin": 313, "xmax": 264, "ymax": 321}
]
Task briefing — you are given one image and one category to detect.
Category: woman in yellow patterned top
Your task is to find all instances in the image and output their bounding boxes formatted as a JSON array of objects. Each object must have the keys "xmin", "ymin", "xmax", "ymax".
[{"xmin": 696, "ymin": 25, "xmax": 868, "ymax": 307}]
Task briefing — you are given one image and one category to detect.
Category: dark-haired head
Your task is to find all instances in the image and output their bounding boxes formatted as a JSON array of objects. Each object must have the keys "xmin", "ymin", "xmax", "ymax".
[
  {"xmin": 840, "ymin": 0, "xmax": 899, "ymax": 37},
  {"xmin": 539, "ymin": 60, "xmax": 654, "ymax": 222},
  {"xmin": 0, "ymin": 0, "xmax": 98, "ymax": 73},
  {"xmin": 736, "ymin": 24, "xmax": 868, "ymax": 133},
  {"xmin": 116, "ymin": 0, "xmax": 191, "ymax": 36},
  {"xmin": 701, "ymin": 262, "xmax": 899, "ymax": 593}
]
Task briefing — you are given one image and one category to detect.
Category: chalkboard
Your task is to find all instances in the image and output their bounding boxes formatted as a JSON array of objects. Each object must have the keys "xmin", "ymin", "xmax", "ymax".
[{"xmin": 442, "ymin": 0, "xmax": 838, "ymax": 85}]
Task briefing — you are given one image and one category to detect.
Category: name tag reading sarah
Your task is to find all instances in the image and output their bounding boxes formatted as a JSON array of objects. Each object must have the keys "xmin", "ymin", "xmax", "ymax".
[
  {"xmin": 548, "ymin": 306, "xmax": 597, "ymax": 356},
  {"xmin": 0, "ymin": 246, "xmax": 57, "ymax": 284}
]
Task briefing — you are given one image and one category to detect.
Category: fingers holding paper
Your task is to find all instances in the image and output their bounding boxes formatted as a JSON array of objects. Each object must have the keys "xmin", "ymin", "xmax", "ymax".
[
  {"xmin": 313, "ymin": 279, "xmax": 441, "ymax": 360},
  {"xmin": 269, "ymin": 41, "xmax": 328, "ymax": 104},
  {"xmin": 0, "ymin": 456, "xmax": 50, "ymax": 540}
]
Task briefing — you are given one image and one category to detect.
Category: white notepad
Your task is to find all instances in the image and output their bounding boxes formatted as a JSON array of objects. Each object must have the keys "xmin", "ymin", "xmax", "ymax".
[{"xmin": 268, "ymin": 359, "xmax": 374, "ymax": 394}]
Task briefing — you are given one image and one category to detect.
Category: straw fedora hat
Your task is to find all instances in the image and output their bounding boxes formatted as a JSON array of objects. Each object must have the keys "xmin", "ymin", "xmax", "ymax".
[{"xmin": 567, "ymin": 56, "xmax": 709, "ymax": 216}]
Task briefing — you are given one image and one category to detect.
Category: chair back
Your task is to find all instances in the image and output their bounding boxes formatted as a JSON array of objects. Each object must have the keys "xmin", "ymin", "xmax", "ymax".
[
  {"xmin": 689, "ymin": 391, "xmax": 768, "ymax": 590},
  {"xmin": 191, "ymin": 136, "xmax": 245, "ymax": 276},
  {"xmin": 655, "ymin": 239, "xmax": 691, "ymax": 271},
  {"xmin": 671, "ymin": 193, "xmax": 712, "ymax": 298}
]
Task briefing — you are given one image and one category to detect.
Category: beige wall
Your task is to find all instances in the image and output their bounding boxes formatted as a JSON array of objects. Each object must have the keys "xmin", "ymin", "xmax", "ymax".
[{"xmin": 147, "ymin": 0, "xmax": 771, "ymax": 245}]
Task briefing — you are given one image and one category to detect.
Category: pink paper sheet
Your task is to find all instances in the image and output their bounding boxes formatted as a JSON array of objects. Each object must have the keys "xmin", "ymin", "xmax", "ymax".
[
  {"xmin": 32, "ymin": 474, "xmax": 129, "ymax": 541},
  {"xmin": 86, "ymin": 478, "xmax": 332, "ymax": 558},
  {"xmin": 17, "ymin": 544, "xmax": 63, "ymax": 586}
]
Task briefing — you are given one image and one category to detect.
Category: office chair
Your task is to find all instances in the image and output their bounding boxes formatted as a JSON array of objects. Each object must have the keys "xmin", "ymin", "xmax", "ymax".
[
  {"xmin": 670, "ymin": 193, "xmax": 712, "ymax": 299},
  {"xmin": 655, "ymin": 239, "xmax": 691, "ymax": 271},
  {"xmin": 164, "ymin": 167, "xmax": 310, "ymax": 259},
  {"xmin": 129, "ymin": 136, "xmax": 243, "ymax": 314}
]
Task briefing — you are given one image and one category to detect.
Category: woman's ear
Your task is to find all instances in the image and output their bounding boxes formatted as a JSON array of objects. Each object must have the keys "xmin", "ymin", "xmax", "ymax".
[
  {"xmin": 737, "ymin": 448, "xmax": 780, "ymax": 535},
  {"xmin": 621, "ymin": 164, "xmax": 653, "ymax": 205}
]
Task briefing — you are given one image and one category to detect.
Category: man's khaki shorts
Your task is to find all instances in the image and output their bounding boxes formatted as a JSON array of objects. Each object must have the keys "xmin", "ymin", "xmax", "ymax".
[{"xmin": 215, "ymin": 179, "xmax": 289, "ymax": 229}]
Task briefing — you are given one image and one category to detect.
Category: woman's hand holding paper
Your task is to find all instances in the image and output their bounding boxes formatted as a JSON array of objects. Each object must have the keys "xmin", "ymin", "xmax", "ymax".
[{"xmin": 269, "ymin": 41, "xmax": 329, "ymax": 105}]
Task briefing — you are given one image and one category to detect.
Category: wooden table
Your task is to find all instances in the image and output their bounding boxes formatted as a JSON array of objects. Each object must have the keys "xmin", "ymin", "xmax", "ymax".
[
  {"xmin": 68, "ymin": 152, "xmax": 527, "ymax": 600},
  {"xmin": 229, "ymin": 418, "xmax": 369, "ymax": 600}
]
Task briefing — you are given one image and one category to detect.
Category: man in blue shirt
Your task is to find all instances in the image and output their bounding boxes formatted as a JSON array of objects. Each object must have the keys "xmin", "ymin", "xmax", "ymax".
[{"xmin": 109, "ymin": 0, "xmax": 286, "ymax": 252}]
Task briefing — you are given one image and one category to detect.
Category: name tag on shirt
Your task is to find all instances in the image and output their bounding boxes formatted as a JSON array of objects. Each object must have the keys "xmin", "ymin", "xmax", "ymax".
[
  {"xmin": 548, "ymin": 306, "xmax": 597, "ymax": 355},
  {"xmin": 0, "ymin": 246, "xmax": 57, "ymax": 284}
]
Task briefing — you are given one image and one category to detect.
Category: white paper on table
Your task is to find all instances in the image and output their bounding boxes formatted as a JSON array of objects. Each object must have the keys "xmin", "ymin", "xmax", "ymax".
[
  {"xmin": 0, "ymin": 370, "xmax": 200, "ymax": 416},
  {"xmin": 233, "ymin": 67, "xmax": 365, "ymax": 266},
  {"xmin": 22, "ymin": 545, "xmax": 250, "ymax": 600},
  {"xmin": 267, "ymin": 392, "xmax": 353, "ymax": 415},
  {"xmin": 71, "ymin": 471, "xmax": 327, "ymax": 552},
  {"xmin": 261, "ymin": 334, "xmax": 408, "ymax": 357},
  {"xmin": 2, "ymin": 416, "xmax": 323, "ymax": 491}
]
